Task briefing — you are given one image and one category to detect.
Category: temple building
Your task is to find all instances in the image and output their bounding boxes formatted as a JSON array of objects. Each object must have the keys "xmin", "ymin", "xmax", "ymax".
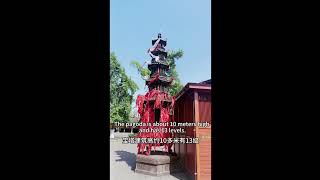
[{"xmin": 173, "ymin": 79, "xmax": 212, "ymax": 180}]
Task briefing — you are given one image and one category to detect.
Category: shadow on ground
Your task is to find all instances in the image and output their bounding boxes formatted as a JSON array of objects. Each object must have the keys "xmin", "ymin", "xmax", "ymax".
[
  {"xmin": 169, "ymin": 157, "xmax": 191, "ymax": 180},
  {"xmin": 115, "ymin": 150, "xmax": 136, "ymax": 170},
  {"xmin": 170, "ymin": 172, "xmax": 191, "ymax": 180}
]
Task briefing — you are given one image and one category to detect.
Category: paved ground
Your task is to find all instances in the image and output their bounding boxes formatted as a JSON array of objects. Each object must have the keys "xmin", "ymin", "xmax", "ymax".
[{"xmin": 110, "ymin": 133, "xmax": 189, "ymax": 180}]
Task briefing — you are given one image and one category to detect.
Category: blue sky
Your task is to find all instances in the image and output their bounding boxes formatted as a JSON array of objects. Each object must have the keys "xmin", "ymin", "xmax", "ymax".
[{"xmin": 111, "ymin": 0, "xmax": 211, "ymax": 99}]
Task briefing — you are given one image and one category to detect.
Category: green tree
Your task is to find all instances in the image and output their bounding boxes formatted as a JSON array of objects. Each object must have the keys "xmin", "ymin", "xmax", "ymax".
[
  {"xmin": 110, "ymin": 52, "xmax": 138, "ymax": 123},
  {"xmin": 130, "ymin": 49, "xmax": 184, "ymax": 96}
]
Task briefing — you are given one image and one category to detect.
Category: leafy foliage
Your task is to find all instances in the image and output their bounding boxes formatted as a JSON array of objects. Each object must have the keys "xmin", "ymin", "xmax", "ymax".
[
  {"xmin": 110, "ymin": 52, "xmax": 138, "ymax": 123},
  {"xmin": 130, "ymin": 61, "xmax": 151, "ymax": 78},
  {"xmin": 130, "ymin": 49, "xmax": 184, "ymax": 96}
]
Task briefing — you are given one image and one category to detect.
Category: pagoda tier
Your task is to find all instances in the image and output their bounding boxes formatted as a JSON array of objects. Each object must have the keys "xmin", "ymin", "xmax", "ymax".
[
  {"xmin": 146, "ymin": 75, "xmax": 173, "ymax": 84},
  {"xmin": 145, "ymin": 97, "xmax": 172, "ymax": 102},
  {"xmin": 146, "ymin": 77, "xmax": 172, "ymax": 93},
  {"xmin": 148, "ymin": 61, "xmax": 169, "ymax": 71},
  {"xmin": 150, "ymin": 49, "xmax": 167, "ymax": 58},
  {"xmin": 152, "ymin": 39, "xmax": 167, "ymax": 46},
  {"xmin": 152, "ymin": 33, "xmax": 167, "ymax": 47},
  {"xmin": 142, "ymin": 94, "xmax": 172, "ymax": 103},
  {"xmin": 141, "ymin": 99, "xmax": 173, "ymax": 115}
]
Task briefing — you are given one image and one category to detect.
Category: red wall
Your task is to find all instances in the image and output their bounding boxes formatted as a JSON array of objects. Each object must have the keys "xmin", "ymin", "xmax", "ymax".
[
  {"xmin": 174, "ymin": 88, "xmax": 212, "ymax": 180},
  {"xmin": 174, "ymin": 92, "xmax": 196, "ymax": 177}
]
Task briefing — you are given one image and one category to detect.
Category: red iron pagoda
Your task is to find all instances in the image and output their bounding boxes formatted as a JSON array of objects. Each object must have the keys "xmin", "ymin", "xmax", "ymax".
[{"xmin": 136, "ymin": 33, "xmax": 175, "ymax": 156}]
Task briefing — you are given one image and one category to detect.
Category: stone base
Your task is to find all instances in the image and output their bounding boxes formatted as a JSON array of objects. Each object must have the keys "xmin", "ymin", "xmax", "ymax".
[{"xmin": 135, "ymin": 154, "xmax": 171, "ymax": 176}]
